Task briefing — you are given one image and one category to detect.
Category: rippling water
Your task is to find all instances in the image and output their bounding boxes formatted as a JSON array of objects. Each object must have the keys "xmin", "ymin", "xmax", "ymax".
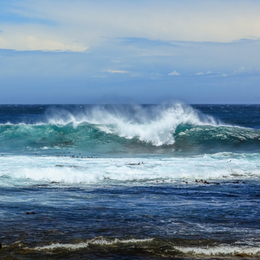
[{"xmin": 1, "ymin": 103, "xmax": 260, "ymax": 259}]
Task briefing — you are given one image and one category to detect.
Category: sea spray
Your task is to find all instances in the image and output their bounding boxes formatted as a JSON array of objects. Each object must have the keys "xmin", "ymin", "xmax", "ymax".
[{"xmin": 45, "ymin": 103, "xmax": 219, "ymax": 146}]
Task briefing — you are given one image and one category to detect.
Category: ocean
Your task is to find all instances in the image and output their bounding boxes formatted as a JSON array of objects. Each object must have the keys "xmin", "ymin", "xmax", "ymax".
[{"xmin": 1, "ymin": 103, "xmax": 260, "ymax": 259}]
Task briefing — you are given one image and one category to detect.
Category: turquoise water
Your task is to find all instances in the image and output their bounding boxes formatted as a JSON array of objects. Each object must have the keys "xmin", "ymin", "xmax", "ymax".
[{"xmin": 1, "ymin": 103, "xmax": 260, "ymax": 259}]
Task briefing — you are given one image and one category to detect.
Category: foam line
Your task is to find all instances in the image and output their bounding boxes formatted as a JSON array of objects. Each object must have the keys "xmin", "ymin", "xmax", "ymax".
[
  {"xmin": 33, "ymin": 238, "xmax": 154, "ymax": 251},
  {"xmin": 176, "ymin": 245, "xmax": 260, "ymax": 256}
]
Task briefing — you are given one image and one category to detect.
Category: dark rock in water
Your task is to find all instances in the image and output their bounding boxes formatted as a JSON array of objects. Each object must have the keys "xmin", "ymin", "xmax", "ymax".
[
  {"xmin": 0, "ymin": 242, "xmax": 2, "ymax": 249},
  {"xmin": 55, "ymin": 164, "xmax": 64, "ymax": 167},
  {"xmin": 235, "ymin": 253, "xmax": 252, "ymax": 257},
  {"xmin": 127, "ymin": 162, "xmax": 141, "ymax": 165},
  {"xmin": 26, "ymin": 211, "xmax": 35, "ymax": 215},
  {"xmin": 195, "ymin": 179, "xmax": 210, "ymax": 184},
  {"xmin": 142, "ymin": 215, "xmax": 149, "ymax": 218},
  {"xmin": 233, "ymin": 181, "xmax": 239, "ymax": 184}
]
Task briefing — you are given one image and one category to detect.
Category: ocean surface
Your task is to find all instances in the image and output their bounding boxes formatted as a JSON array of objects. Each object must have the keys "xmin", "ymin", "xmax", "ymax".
[{"xmin": 1, "ymin": 103, "xmax": 260, "ymax": 259}]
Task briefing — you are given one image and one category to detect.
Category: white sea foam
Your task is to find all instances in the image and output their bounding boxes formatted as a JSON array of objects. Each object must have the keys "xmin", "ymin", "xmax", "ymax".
[
  {"xmin": 46, "ymin": 103, "xmax": 220, "ymax": 146},
  {"xmin": 32, "ymin": 239, "xmax": 260, "ymax": 256},
  {"xmin": 176, "ymin": 245, "xmax": 260, "ymax": 256},
  {"xmin": 1, "ymin": 153, "xmax": 260, "ymax": 186},
  {"xmin": 34, "ymin": 237, "xmax": 153, "ymax": 251}
]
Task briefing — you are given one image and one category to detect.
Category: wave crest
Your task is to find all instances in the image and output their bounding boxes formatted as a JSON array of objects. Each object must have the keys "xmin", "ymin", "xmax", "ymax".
[{"xmin": 46, "ymin": 103, "xmax": 219, "ymax": 146}]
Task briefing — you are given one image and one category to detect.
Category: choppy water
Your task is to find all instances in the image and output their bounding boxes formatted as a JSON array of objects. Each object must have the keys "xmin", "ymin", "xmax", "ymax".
[{"xmin": 1, "ymin": 103, "xmax": 260, "ymax": 259}]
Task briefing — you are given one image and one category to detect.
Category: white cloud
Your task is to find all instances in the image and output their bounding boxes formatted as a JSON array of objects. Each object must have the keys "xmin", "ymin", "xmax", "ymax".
[
  {"xmin": 168, "ymin": 70, "xmax": 180, "ymax": 76},
  {"xmin": 2, "ymin": 1, "xmax": 260, "ymax": 51},
  {"xmin": 195, "ymin": 72, "xmax": 204, "ymax": 75},
  {"xmin": 0, "ymin": 26, "xmax": 88, "ymax": 52},
  {"xmin": 222, "ymin": 74, "xmax": 228, "ymax": 77},
  {"xmin": 104, "ymin": 70, "xmax": 128, "ymax": 74},
  {"xmin": 234, "ymin": 67, "xmax": 252, "ymax": 74},
  {"xmin": 206, "ymin": 71, "xmax": 212, "ymax": 74},
  {"xmin": 234, "ymin": 67, "xmax": 246, "ymax": 74}
]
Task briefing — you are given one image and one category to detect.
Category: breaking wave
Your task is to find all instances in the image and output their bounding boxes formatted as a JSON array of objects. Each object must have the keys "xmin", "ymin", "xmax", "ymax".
[
  {"xmin": 0, "ymin": 103, "xmax": 259, "ymax": 154},
  {"xmin": 45, "ymin": 103, "xmax": 219, "ymax": 146}
]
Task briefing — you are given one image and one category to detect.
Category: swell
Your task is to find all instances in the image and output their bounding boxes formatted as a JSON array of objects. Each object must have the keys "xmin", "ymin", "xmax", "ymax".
[
  {"xmin": 174, "ymin": 124, "xmax": 260, "ymax": 152},
  {"xmin": 0, "ymin": 123, "xmax": 260, "ymax": 154},
  {"xmin": 1, "ymin": 103, "xmax": 260, "ymax": 154}
]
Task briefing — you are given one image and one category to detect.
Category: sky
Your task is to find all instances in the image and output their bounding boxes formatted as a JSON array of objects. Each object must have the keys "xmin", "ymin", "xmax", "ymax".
[{"xmin": 0, "ymin": 0, "xmax": 260, "ymax": 104}]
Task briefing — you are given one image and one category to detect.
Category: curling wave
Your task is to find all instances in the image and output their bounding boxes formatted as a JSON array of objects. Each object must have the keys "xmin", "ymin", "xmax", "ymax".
[{"xmin": 0, "ymin": 103, "xmax": 259, "ymax": 154}]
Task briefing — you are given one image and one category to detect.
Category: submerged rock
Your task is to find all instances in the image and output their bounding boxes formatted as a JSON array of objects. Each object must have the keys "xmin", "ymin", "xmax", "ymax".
[{"xmin": 26, "ymin": 211, "xmax": 35, "ymax": 215}]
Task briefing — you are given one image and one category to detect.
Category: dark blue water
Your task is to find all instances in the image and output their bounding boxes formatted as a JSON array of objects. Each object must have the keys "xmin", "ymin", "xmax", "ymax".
[{"xmin": 1, "ymin": 104, "xmax": 260, "ymax": 259}]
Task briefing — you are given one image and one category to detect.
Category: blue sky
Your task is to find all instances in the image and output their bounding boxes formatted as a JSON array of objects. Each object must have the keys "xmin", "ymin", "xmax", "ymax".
[{"xmin": 0, "ymin": 0, "xmax": 260, "ymax": 104}]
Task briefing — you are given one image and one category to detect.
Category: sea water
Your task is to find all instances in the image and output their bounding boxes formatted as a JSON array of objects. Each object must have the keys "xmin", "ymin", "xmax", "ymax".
[{"xmin": 1, "ymin": 103, "xmax": 260, "ymax": 259}]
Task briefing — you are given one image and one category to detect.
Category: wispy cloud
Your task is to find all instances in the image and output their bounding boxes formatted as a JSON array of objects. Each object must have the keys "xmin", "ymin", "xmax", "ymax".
[
  {"xmin": 234, "ymin": 67, "xmax": 252, "ymax": 74},
  {"xmin": 195, "ymin": 72, "xmax": 204, "ymax": 75},
  {"xmin": 0, "ymin": 28, "xmax": 88, "ymax": 52},
  {"xmin": 1, "ymin": 1, "xmax": 260, "ymax": 52},
  {"xmin": 150, "ymin": 72, "xmax": 163, "ymax": 79},
  {"xmin": 168, "ymin": 70, "xmax": 180, "ymax": 76},
  {"xmin": 104, "ymin": 69, "xmax": 128, "ymax": 74},
  {"xmin": 92, "ymin": 75, "xmax": 107, "ymax": 78}
]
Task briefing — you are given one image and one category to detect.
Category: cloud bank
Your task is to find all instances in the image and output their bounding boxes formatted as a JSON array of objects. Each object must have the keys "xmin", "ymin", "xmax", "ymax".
[{"xmin": 1, "ymin": 0, "xmax": 260, "ymax": 51}]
